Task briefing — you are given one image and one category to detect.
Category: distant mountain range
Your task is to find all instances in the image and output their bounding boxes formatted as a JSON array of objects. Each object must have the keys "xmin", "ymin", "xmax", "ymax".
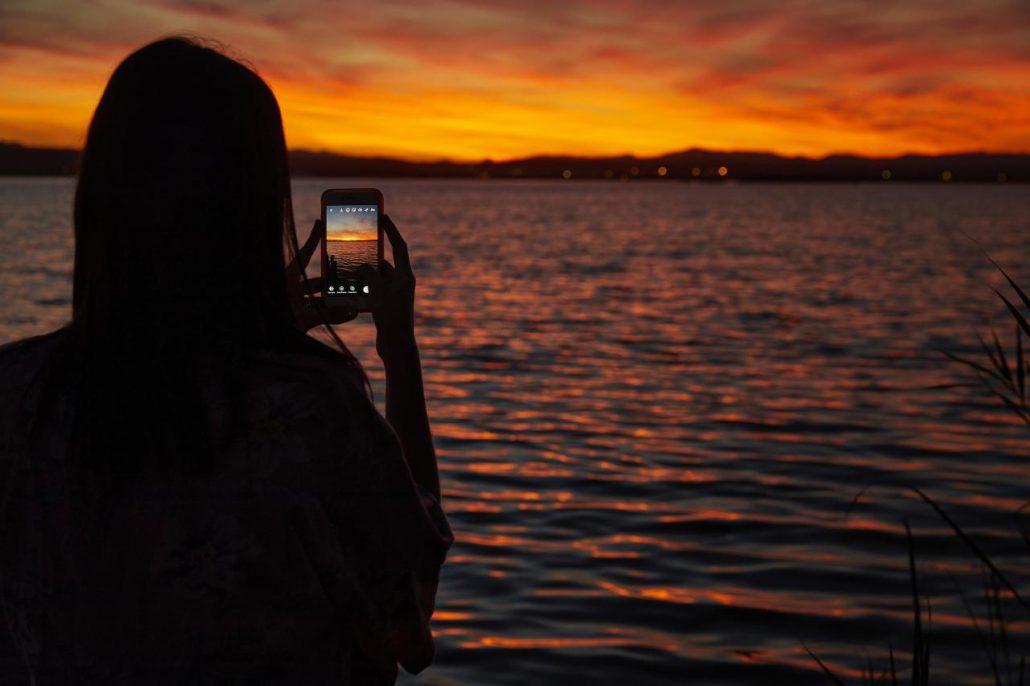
[{"xmin": 1, "ymin": 141, "xmax": 1026, "ymax": 182}]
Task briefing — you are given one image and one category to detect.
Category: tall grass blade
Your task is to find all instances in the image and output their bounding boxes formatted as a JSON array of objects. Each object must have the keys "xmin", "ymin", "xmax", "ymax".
[
  {"xmin": 1017, "ymin": 326, "xmax": 1025, "ymax": 404},
  {"xmin": 994, "ymin": 574, "xmax": 1011, "ymax": 686},
  {"xmin": 909, "ymin": 486, "xmax": 1030, "ymax": 613},
  {"xmin": 921, "ymin": 380, "xmax": 981, "ymax": 390},
  {"xmin": 994, "ymin": 330, "xmax": 1013, "ymax": 385},
  {"xmin": 987, "ymin": 256, "xmax": 1030, "ymax": 311},
  {"xmin": 943, "ymin": 350, "xmax": 1002, "ymax": 379},
  {"xmin": 953, "ymin": 570, "xmax": 1002, "ymax": 685},
  {"xmin": 802, "ymin": 641, "xmax": 846, "ymax": 686},
  {"xmin": 921, "ymin": 593, "xmax": 932, "ymax": 685},
  {"xmin": 981, "ymin": 332, "xmax": 1004, "ymax": 376},
  {"xmin": 999, "ymin": 395, "xmax": 1030, "ymax": 425},
  {"xmin": 906, "ymin": 521, "xmax": 925, "ymax": 686},
  {"xmin": 998, "ymin": 290, "xmax": 1030, "ymax": 339},
  {"xmin": 1018, "ymin": 502, "xmax": 1030, "ymax": 550},
  {"xmin": 849, "ymin": 483, "xmax": 1029, "ymax": 612}
]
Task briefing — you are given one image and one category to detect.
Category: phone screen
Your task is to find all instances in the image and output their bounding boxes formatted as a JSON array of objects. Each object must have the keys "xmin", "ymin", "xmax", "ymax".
[{"xmin": 325, "ymin": 204, "xmax": 378, "ymax": 299}]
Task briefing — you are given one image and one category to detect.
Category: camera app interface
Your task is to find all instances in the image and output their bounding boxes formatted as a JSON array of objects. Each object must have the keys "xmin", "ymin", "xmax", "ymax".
[{"xmin": 326, "ymin": 205, "xmax": 377, "ymax": 298}]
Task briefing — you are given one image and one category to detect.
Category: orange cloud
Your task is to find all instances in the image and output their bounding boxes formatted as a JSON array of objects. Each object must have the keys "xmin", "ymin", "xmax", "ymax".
[{"xmin": 0, "ymin": 0, "xmax": 1027, "ymax": 159}]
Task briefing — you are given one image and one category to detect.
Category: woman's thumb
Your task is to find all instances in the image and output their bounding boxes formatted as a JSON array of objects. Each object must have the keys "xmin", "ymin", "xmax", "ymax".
[{"xmin": 356, "ymin": 263, "xmax": 382, "ymax": 293}]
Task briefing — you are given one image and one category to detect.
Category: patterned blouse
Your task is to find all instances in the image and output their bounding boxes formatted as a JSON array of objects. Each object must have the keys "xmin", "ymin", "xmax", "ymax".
[{"xmin": 0, "ymin": 331, "xmax": 454, "ymax": 685}]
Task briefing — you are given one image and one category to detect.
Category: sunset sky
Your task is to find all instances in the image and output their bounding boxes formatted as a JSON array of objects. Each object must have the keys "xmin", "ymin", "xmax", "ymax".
[
  {"xmin": 0, "ymin": 0, "xmax": 1027, "ymax": 161},
  {"xmin": 327, "ymin": 207, "xmax": 377, "ymax": 240}
]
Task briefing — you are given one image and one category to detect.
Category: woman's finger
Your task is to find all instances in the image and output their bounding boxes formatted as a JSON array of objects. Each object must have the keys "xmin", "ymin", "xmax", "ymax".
[
  {"xmin": 301, "ymin": 275, "xmax": 324, "ymax": 294},
  {"xmin": 286, "ymin": 219, "xmax": 321, "ymax": 281},
  {"xmin": 357, "ymin": 263, "xmax": 384, "ymax": 299},
  {"xmin": 358, "ymin": 262, "xmax": 383, "ymax": 286},
  {"xmin": 382, "ymin": 215, "xmax": 410, "ymax": 273},
  {"xmin": 297, "ymin": 296, "xmax": 357, "ymax": 331},
  {"xmin": 323, "ymin": 304, "xmax": 359, "ymax": 325},
  {"xmin": 297, "ymin": 219, "xmax": 322, "ymax": 272}
]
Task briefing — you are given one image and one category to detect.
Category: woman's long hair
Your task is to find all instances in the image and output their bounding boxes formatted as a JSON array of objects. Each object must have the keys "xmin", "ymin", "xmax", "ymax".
[{"xmin": 31, "ymin": 36, "xmax": 369, "ymax": 477}]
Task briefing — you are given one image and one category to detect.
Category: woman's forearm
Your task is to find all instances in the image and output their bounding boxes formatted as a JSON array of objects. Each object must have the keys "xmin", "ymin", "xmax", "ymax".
[{"xmin": 381, "ymin": 336, "xmax": 441, "ymax": 502}]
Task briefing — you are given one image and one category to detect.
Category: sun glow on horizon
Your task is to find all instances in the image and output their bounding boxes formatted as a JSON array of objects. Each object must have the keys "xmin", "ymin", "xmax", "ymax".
[{"xmin": 327, "ymin": 234, "xmax": 376, "ymax": 241}]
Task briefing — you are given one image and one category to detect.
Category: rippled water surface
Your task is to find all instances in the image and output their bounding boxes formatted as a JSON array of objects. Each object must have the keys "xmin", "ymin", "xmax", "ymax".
[{"xmin": 2, "ymin": 178, "xmax": 1029, "ymax": 684}]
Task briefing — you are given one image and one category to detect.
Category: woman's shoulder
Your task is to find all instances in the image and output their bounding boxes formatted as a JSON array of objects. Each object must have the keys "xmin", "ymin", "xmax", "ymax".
[
  {"xmin": 245, "ymin": 338, "xmax": 370, "ymax": 402},
  {"xmin": 207, "ymin": 342, "xmax": 384, "ymax": 487},
  {"xmin": 0, "ymin": 329, "xmax": 66, "ymax": 403},
  {"xmin": 0, "ymin": 329, "xmax": 65, "ymax": 373},
  {"xmin": 238, "ymin": 339, "xmax": 378, "ymax": 440},
  {"xmin": 0, "ymin": 329, "xmax": 68, "ymax": 456}
]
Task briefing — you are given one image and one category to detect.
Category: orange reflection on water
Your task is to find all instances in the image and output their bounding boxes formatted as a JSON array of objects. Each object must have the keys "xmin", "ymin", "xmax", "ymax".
[
  {"xmin": 845, "ymin": 518, "xmax": 897, "ymax": 533},
  {"xmin": 457, "ymin": 636, "xmax": 670, "ymax": 650},
  {"xmin": 597, "ymin": 580, "xmax": 696, "ymax": 605},
  {"xmin": 434, "ymin": 628, "xmax": 473, "ymax": 637},
  {"xmin": 592, "ymin": 551, "xmax": 641, "ymax": 559},
  {"xmin": 708, "ymin": 592, "xmax": 735, "ymax": 605},
  {"xmin": 444, "ymin": 555, "xmax": 494, "ymax": 565},
  {"xmin": 466, "ymin": 462, "xmax": 516, "ymax": 474},
  {"xmin": 586, "ymin": 465, "xmax": 715, "ymax": 484},
  {"xmin": 952, "ymin": 493, "xmax": 1029, "ymax": 510},
  {"xmin": 516, "ymin": 464, "xmax": 577, "ymax": 478},
  {"xmin": 432, "ymin": 611, "xmax": 475, "ymax": 622},
  {"xmin": 490, "ymin": 524, "xmax": 529, "ymax": 533},
  {"xmin": 476, "ymin": 489, "xmax": 543, "ymax": 501},
  {"xmin": 517, "ymin": 500, "xmax": 655, "ymax": 512},
  {"xmin": 594, "ymin": 579, "xmax": 858, "ymax": 618},
  {"xmin": 422, "ymin": 383, "xmax": 469, "ymax": 399},
  {"xmin": 459, "ymin": 461, "xmax": 576, "ymax": 479},
  {"xmin": 538, "ymin": 450, "xmax": 579, "ymax": 464},
  {"xmin": 601, "ymin": 533, "xmax": 690, "ymax": 551},
  {"xmin": 433, "ymin": 424, "xmax": 500, "ymax": 441},
  {"xmin": 441, "ymin": 501, "xmax": 503, "ymax": 513},
  {"xmin": 460, "ymin": 532, "xmax": 538, "ymax": 548},
  {"xmin": 571, "ymin": 539, "xmax": 643, "ymax": 559},
  {"xmin": 658, "ymin": 510, "xmax": 741, "ymax": 523}
]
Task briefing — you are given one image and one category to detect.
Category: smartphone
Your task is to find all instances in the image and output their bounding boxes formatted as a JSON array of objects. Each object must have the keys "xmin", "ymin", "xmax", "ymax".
[{"xmin": 321, "ymin": 188, "xmax": 384, "ymax": 313}]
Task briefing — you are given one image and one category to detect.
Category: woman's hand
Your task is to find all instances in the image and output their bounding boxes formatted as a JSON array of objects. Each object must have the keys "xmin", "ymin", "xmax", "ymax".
[
  {"xmin": 360, "ymin": 216, "xmax": 440, "ymax": 500},
  {"xmin": 357, "ymin": 215, "xmax": 418, "ymax": 360},
  {"xmin": 286, "ymin": 219, "xmax": 358, "ymax": 332}
]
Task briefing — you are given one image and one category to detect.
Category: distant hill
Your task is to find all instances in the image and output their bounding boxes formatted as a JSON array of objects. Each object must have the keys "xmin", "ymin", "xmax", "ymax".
[
  {"xmin": 0, "ymin": 142, "xmax": 80, "ymax": 175},
  {"xmin": 1, "ymin": 141, "xmax": 1026, "ymax": 182}
]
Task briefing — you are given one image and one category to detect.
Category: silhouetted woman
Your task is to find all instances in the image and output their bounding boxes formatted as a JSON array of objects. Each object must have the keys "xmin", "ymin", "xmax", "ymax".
[{"xmin": 0, "ymin": 36, "xmax": 452, "ymax": 684}]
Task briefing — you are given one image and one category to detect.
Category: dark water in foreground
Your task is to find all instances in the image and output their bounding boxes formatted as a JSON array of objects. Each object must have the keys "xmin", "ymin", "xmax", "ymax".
[{"xmin": 1, "ymin": 178, "xmax": 1028, "ymax": 684}]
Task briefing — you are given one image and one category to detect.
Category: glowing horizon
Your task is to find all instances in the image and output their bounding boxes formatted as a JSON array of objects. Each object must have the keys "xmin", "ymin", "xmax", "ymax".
[
  {"xmin": 327, "ymin": 234, "xmax": 376, "ymax": 242},
  {"xmin": 0, "ymin": 1, "xmax": 1027, "ymax": 161}
]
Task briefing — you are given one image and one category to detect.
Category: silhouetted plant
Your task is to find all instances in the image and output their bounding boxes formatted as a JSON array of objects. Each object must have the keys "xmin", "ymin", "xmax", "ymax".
[
  {"xmin": 806, "ymin": 258, "xmax": 1029, "ymax": 683},
  {"xmin": 804, "ymin": 519, "xmax": 932, "ymax": 686},
  {"xmin": 945, "ymin": 259, "xmax": 1030, "ymax": 424},
  {"xmin": 954, "ymin": 566, "xmax": 1027, "ymax": 686}
]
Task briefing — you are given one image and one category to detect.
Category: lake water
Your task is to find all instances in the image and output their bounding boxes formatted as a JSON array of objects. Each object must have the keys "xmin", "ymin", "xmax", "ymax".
[
  {"xmin": 327, "ymin": 237, "xmax": 378, "ymax": 272},
  {"xmin": 1, "ymin": 178, "xmax": 1028, "ymax": 684}
]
